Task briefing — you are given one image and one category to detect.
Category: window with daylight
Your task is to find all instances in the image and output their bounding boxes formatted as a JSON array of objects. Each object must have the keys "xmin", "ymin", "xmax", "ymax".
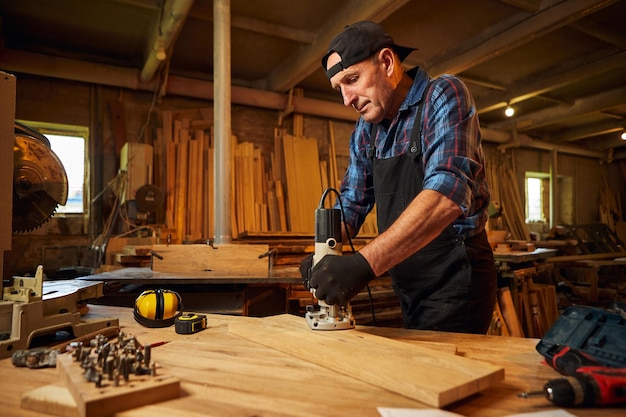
[
  {"xmin": 18, "ymin": 121, "xmax": 88, "ymax": 214},
  {"xmin": 525, "ymin": 175, "xmax": 544, "ymax": 222},
  {"xmin": 525, "ymin": 171, "xmax": 574, "ymax": 227}
]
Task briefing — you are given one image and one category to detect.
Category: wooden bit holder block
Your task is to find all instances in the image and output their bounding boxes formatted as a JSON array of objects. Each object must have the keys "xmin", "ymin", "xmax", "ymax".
[{"xmin": 21, "ymin": 335, "xmax": 180, "ymax": 417}]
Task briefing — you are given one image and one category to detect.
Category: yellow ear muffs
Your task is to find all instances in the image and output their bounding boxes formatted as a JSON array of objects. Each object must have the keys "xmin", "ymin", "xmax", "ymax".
[{"xmin": 133, "ymin": 289, "xmax": 183, "ymax": 328}]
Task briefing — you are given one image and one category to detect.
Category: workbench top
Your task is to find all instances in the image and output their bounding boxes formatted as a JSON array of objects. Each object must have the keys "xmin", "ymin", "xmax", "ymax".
[
  {"xmin": 78, "ymin": 266, "xmax": 302, "ymax": 284},
  {"xmin": 492, "ymin": 247, "xmax": 558, "ymax": 264},
  {"xmin": 0, "ymin": 305, "xmax": 615, "ymax": 417}
]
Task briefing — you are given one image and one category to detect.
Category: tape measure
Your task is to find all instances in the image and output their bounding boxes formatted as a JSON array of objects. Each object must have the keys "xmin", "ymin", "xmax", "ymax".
[{"xmin": 175, "ymin": 313, "xmax": 207, "ymax": 334}]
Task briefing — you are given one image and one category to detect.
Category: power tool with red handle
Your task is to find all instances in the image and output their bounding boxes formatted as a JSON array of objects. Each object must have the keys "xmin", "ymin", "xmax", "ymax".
[{"xmin": 520, "ymin": 346, "xmax": 626, "ymax": 406}]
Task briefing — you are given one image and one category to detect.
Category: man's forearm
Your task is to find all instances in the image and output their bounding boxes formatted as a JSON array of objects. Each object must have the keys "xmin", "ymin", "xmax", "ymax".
[{"xmin": 360, "ymin": 189, "xmax": 462, "ymax": 276}]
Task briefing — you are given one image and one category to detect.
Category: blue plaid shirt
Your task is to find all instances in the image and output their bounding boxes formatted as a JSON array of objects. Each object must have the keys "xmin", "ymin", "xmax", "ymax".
[{"xmin": 336, "ymin": 67, "xmax": 490, "ymax": 238}]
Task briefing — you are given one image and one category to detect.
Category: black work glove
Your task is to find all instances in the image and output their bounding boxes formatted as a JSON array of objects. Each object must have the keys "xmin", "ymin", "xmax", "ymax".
[
  {"xmin": 299, "ymin": 253, "xmax": 314, "ymax": 289},
  {"xmin": 309, "ymin": 252, "xmax": 376, "ymax": 306}
]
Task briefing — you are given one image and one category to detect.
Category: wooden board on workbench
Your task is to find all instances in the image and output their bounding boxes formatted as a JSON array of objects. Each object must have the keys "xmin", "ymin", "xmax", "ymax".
[
  {"xmin": 151, "ymin": 243, "xmax": 269, "ymax": 276},
  {"xmin": 228, "ymin": 314, "xmax": 504, "ymax": 408},
  {"xmin": 21, "ymin": 385, "xmax": 80, "ymax": 417},
  {"xmin": 115, "ymin": 325, "xmax": 435, "ymax": 416}
]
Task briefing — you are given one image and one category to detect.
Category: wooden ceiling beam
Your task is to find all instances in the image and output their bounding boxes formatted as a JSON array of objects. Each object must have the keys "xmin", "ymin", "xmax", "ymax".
[
  {"xmin": 3, "ymin": 46, "xmax": 618, "ymax": 158},
  {"xmin": 497, "ymin": 135, "xmax": 607, "ymax": 158},
  {"xmin": 424, "ymin": 0, "xmax": 618, "ymax": 77},
  {"xmin": 230, "ymin": 15, "xmax": 316, "ymax": 44},
  {"xmin": 476, "ymin": 0, "xmax": 626, "ymax": 119},
  {"xmin": 476, "ymin": 50, "xmax": 626, "ymax": 114},
  {"xmin": 0, "ymin": 46, "xmax": 356, "ymax": 121},
  {"xmin": 190, "ymin": 3, "xmax": 317, "ymax": 45},
  {"xmin": 488, "ymin": 85, "xmax": 626, "ymax": 131},
  {"xmin": 570, "ymin": 18, "xmax": 626, "ymax": 49},
  {"xmin": 548, "ymin": 119, "xmax": 625, "ymax": 143},
  {"xmin": 109, "ymin": 0, "xmax": 162, "ymax": 10},
  {"xmin": 481, "ymin": 127, "xmax": 608, "ymax": 158},
  {"xmin": 460, "ymin": 76, "xmax": 507, "ymax": 91},
  {"xmin": 587, "ymin": 134, "xmax": 626, "ymax": 153},
  {"xmin": 496, "ymin": 0, "xmax": 541, "ymax": 12},
  {"xmin": 265, "ymin": 0, "xmax": 411, "ymax": 93},
  {"xmin": 502, "ymin": 0, "xmax": 626, "ymax": 48},
  {"xmin": 140, "ymin": 0, "xmax": 195, "ymax": 82}
]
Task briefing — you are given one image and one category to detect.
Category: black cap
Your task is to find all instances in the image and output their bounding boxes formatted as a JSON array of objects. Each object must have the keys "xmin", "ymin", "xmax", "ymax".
[{"xmin": 322, "ymin": 21, "xmax": 417, "ymax": 80}]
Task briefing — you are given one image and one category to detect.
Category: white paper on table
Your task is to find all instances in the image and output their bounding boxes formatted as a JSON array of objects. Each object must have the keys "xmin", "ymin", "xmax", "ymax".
[
  {"xmin": 377, "ymin": 408, "xmax": 578, "ymax": 417},
  {"xmin": 377, "ymin": 408, "xmax": 465, "ymax": 417},
  {"xmin": 504, "ymin": 410, "xmax": 578, "ymax": 417}
]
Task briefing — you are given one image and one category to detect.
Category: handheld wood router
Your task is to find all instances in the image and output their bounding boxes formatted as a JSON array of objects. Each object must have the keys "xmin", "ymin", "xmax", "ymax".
[{"xmin": 304, "ymin": 203, "xmax": 356, "ymax": 330}]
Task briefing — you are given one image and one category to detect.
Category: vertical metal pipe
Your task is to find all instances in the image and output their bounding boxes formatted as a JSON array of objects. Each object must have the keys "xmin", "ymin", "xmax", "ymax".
[{"xmin": 213, "ymin": 0, "xmax": 232, "ymax": 244}]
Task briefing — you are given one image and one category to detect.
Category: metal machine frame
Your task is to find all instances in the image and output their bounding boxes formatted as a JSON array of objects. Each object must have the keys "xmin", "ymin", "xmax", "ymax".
[{"xmin": 0, "ymin": 72, "xmax": 118, "ymax": 359}]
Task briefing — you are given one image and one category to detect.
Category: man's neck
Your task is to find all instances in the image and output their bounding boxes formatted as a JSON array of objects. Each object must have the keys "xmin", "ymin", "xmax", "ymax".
[{"xmin": 382, "ymin": 72, "xmax": 413, "ymax": 125}]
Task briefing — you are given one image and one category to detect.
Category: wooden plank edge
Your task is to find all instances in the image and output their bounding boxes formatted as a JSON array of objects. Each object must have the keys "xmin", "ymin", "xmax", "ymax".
[{"xmin": 21, "ymin": 385, "xmax": 80, "ymax": 417}]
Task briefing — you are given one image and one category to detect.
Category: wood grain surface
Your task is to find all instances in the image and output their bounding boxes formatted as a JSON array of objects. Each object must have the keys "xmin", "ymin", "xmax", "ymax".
[
  {"xmin": 0, "ymin": 305, "xmax": 619, "ymax": 417},
  {"xmin": 228, "ymin": 314, "xmax": 504, "ymax": 408},
  {"xmin": 151, "ymin": 243, "xmax": 269, "ymax": 276}
]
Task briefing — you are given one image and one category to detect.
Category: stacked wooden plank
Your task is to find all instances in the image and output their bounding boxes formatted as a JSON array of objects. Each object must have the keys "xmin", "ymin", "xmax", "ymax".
[
  {"xmin": 155, "ymin": 109, "xmax": 377, "ymax": 239},
  {"xmin": 486, "ymin": 153, "xmax": 530, "ymax": 241},
  {"xmin": 282, "ymin": 132, "xmax": 324, "ymax": 233},
  {"xmin": 600, "ymin": 174, "xmax": 621, "ymax": 233},
  {"xmin": 233, "ymin": 129, "xmax": 320, "ymax": 235},
  {"xmin": 156, "ymin": 110, "xmax": 213, "ymax": 243},
  {"xmin": 327, "ymin": 120, "xmax": 378, "ymax": 237},
  {"xmin": 233, "ymin": 140, "xmax": 269, "ymax": 235},
  {"xmin": 501, "ymin": 264, "xmax": 559, "ymax": 338}
]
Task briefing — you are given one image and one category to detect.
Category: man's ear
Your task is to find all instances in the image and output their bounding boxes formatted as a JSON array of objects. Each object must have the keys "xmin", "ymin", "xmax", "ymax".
[{"xmin": 378, "ymin": 48, "xmax": 395, "ymax": 74}]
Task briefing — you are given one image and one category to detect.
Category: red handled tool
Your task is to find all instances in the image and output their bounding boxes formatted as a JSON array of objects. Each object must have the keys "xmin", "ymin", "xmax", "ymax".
[{"xmin": 520, "ymin": 346, "xmax": 626, "ymax": 406}]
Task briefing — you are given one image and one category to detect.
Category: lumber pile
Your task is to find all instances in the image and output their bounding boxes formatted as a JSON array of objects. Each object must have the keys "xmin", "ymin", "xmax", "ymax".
[
  {"xmin": 281, "ymin": 131, "xmax": 324, "ymax": 232},
  {"xmin": 499, "ymin": 264, "xmax": 559, "ymax": 338},
  {"xmin": 486, "ymin": 152, "xmax": 530, "ymax": 241},
  {"xmin": 600, "ymin": 173, "xmax": 622, "ymax": 234},
  {"xmin": 233, "ymin": 140, "xmax": 268, "ymax": 235},
  {"xmin": 157, "ymin": 109, "xmax": 213, "ymax": 243},
  {"xmin": 154, "ymin": 109, "xmax": 377, "ymax": 239}
]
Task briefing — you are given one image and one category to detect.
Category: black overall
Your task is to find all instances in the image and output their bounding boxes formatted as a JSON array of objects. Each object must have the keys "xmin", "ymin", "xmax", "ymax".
[{"xmin": 370, "ymin": 84, "xmax": 496, "ymax": 334}]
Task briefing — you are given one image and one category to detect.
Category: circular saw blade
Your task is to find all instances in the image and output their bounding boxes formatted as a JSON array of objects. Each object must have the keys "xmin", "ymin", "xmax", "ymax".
[{"xmin": 13, "ymin": 134, "xmax": 68, "ymax": 232}]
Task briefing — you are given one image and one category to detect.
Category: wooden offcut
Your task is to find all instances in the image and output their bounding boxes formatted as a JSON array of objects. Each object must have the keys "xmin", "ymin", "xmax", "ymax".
[
  {"xmin": 151, "ymin": 243, "xmax": 270, "ymax": 277},
  {"xmin": 497, "ymin": 287, "xmax": 524, "ymax": 337},
  {"xmin": 21, "ymin": 385, "xmax": 80, "ymax": 417},
  {"xmin": 228, "ymin": 314, "xmax": 504, "ymax": 408}
]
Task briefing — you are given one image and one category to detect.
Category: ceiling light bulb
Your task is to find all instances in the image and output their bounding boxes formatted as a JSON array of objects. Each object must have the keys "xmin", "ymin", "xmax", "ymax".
[
  {"xmin": 156, "ymin": 46, "xmax": 167, "ymax": 61},
  {"xmin": 505, "ymin": 105, "xmax": 515, "ymax": 117},
  {"xmin": 621, "ymin": 131, "xmax": 626, "ymax": 141}
]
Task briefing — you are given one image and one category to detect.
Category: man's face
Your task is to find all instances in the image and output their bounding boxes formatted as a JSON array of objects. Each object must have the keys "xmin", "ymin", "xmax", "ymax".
[{"xmin": 326, "ymin": 52, "xmax": 393, "ymax": 124}]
